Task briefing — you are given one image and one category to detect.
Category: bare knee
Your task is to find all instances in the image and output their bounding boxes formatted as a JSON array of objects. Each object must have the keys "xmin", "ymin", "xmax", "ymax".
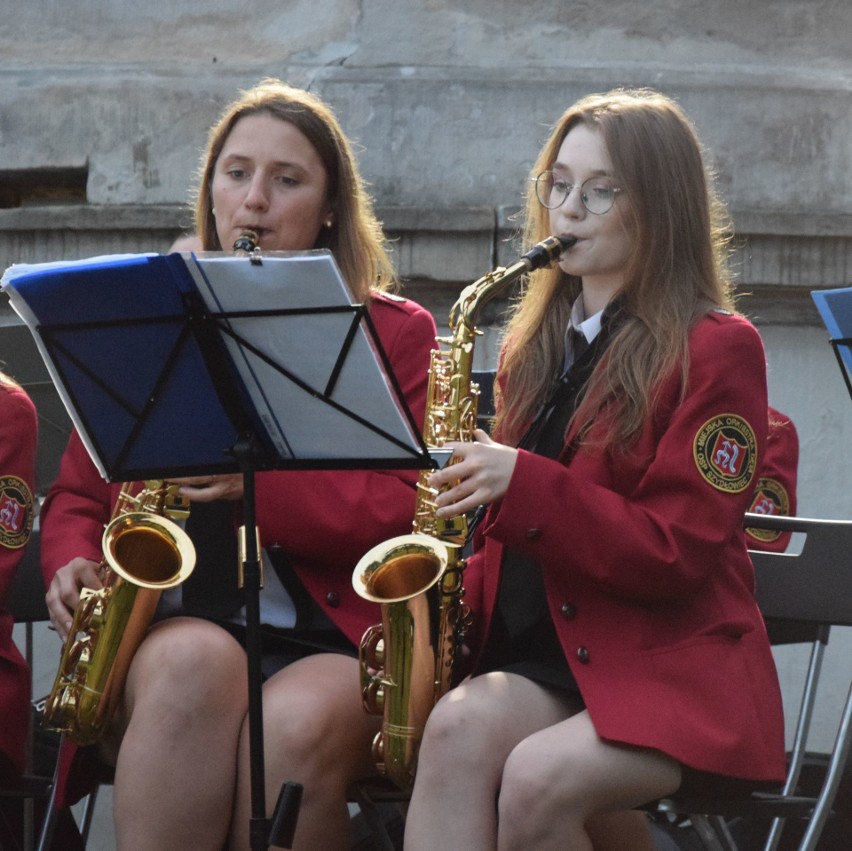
[
  {"xmin": 125, "ymin": 619, "xmax": 247, "ymax": 722},
  {"xmin": 498, "ymin": 742, "xmax": 583, "ymax": 840},
  {"xmin": 263, "ymin": 689, "xmax": 346, "ymax": 766},
  {"xmin": 418, "ymin": 691, "xmax": 474, "ymax": 768},
  {"xmin": 416, "ymin": 683, "xmax": 504, "ymax": 787},
  {"xmin": 258, "ymin": 656, "xmax": 372, "ymax": 785}
]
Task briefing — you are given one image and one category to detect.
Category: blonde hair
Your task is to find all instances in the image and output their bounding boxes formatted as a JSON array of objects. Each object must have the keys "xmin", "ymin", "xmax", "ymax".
[
  {"xmin": 193, "ymin": 78, "xmax": 395, "ymax": 300},
  {"xmin": 495, "ymin": 88, "xmax": 734, "ymax": 450}
]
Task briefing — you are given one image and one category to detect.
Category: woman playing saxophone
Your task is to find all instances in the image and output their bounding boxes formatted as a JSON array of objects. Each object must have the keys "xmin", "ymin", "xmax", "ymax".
[
  {"xmin": 404, "ymin": 88, "xmax": 786, "ymax": 850},
  {"xmin": 41, "ymin": 78, "xmax": 437, "ymax": 851}
]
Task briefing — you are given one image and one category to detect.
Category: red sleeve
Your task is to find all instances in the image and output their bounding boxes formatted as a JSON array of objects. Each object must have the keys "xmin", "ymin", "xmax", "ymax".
[
  {"xmin": 0, "ymin": 379, "xmax": 37, "ymax": 599},
  {"xmin": 39, "ymin": 429, "xmax": 116, "ymax": 584},
  {"xmin": 486, "ymin": 312, "xmax": 769, "ymax": 603},
  {"xmin": 0, "ymin": 377, "xmax": 37, "ymax": 775}
]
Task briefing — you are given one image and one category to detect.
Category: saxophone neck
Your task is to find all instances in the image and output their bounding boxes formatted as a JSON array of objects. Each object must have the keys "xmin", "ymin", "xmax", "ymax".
[{"xmin": 449, "ymin": 235, "xmax": 574, "ymax": 333}]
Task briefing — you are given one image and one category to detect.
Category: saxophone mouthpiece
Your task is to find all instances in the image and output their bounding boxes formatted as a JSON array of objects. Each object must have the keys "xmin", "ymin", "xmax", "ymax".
[
  {"xmin": 233, "ymin": 230, "xmax": 259, "ymax": 255},
  {"xmin": 522, "ymin": 235, "xmax": 576, "ymax": 271},
  {"xmin": 233, "ymin": 230, "xmax": 262, "ymax": 265}
]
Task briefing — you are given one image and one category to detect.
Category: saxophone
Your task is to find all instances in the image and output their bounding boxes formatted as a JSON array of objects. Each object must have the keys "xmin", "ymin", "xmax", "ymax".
[
  {"xmin": 352, "ymin": 235, "xmax": 573, "ymax": 791},
  {"xmin": 43, "ymin": 483, "xmax": 197, "ymax": 746}
]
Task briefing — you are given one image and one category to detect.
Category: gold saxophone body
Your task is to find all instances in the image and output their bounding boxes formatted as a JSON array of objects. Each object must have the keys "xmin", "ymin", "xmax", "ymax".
[
  {"xmin": 352, "ymin": 235, "xmax": 573, "ymax": 791},
  {"xmin": 43, "ymin": 492, "xmax": 196, "ymax": 745}
]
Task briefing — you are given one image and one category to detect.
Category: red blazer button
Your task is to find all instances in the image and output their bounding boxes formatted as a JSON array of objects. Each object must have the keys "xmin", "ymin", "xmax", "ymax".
[
  {"xmin": 560, "ymin": 603, "xmax": 577, "ymax": 620},
  {"xmin": 576, "ymin": 646, "xmax": 590, "ymax": 664},
  {"xmin": 326, "ymin": 591, "xmax": 341, "ymax": 607},
  {"xmin": 526, "ymin": 529, "xmax": 542, "ymax": 539}
]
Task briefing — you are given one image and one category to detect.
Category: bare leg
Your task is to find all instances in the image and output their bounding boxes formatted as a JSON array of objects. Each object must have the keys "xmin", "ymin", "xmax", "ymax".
[
  {"xmin": 110, "ymin": 618, "xmax": 248, "ymax": 851},
  {"xmin": 496, "ymin": 711, "xmax": 681, "ymax": 851},
  {"xmin": 404, "ymin": 672, "xmax": 580, "ymax": 851},
  {"xmin": 405, "ymin": 673, "xmax": 679, "ymax": 851},
  {"xmin": 230, "ymin": 653, "xmax": 380, "ymax": 851}
]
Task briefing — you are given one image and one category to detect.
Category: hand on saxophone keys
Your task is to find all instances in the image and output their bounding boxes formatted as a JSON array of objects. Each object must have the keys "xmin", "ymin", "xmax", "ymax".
[
  {"xmin": 427, "ymin": 428, "xmax": 519, "ymax": 518},
  {"xmin": 45, "ymin": 556, "xmax": 103, "ymax": 641}
]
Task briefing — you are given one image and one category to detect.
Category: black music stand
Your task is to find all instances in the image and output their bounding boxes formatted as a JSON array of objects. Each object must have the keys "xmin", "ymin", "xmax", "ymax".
[
  {"xmin": 812, "ymin": 286, "xmax": 852, "ymax": 403},
  {"xmin": 2, "ymin": 249, "xmax": 435, "ymax": 850}
]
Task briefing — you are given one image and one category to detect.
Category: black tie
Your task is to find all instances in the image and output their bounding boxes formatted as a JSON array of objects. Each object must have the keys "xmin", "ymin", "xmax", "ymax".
[{"xmin": 569, "ymin": 328, "xmax": 589, "ymax": 367}]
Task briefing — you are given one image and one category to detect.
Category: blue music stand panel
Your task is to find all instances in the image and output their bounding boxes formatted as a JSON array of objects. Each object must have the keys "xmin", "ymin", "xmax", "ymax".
[{"xmin": 812, "ymin": 286, "xmax": 852, "ymax": 402}]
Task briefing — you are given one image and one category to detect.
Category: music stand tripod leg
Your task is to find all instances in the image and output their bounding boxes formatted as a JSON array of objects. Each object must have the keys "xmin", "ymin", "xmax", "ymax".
[{"xmin": 235, "ymin": 439, "xmax": 303, "ymax": 850}]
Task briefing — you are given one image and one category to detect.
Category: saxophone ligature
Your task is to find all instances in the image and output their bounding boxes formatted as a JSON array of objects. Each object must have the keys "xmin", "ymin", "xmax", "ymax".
[
  {"xmin": 43, "ymin": 481, "xmax": 196, "ymax": 746},
  {"xmin": 351, "ymin": 235, "xmax": 573, "ymax": 791},
  {"xmin": 233, "ymin": 229, "xmax": 262, "ymax": 263}
]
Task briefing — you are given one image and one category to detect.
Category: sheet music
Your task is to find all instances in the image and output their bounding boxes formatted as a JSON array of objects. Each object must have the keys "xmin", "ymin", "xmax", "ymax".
[{"xmin": 187, "ymin": 250, "xmax": 421, "ymax": 460}]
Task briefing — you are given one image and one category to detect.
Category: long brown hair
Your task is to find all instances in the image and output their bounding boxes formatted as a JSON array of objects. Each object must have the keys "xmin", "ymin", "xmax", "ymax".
[
  {"xmin": 494, "ymin": 88, "xmax": 734, "ymax": 450},
  {"xmin": 193, "ymin": 78, "xmax": 395, "ymax": 300}
]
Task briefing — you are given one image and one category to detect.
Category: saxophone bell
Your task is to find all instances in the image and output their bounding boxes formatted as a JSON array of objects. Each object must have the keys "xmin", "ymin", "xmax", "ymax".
[{"xmin": 103, "ymin": 512, "xmax": 195, "ymax": 589}]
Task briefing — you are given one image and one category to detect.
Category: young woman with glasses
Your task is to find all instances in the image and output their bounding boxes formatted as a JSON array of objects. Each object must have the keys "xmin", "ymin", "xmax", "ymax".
[{"xmin": 404, "ymin": 88, "xmax": 786, "ymax": 850}]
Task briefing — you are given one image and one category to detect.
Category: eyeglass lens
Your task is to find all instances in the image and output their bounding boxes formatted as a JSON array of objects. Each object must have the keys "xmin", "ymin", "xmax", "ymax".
[{"xmin": 535, "ymin": 171, "xmax": 618, "ymax": 215}]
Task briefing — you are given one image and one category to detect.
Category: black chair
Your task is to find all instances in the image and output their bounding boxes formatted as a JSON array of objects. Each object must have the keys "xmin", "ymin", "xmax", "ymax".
[{"xmin": 653, "ymin": 513, "xmax": 852, "ymax": 851}]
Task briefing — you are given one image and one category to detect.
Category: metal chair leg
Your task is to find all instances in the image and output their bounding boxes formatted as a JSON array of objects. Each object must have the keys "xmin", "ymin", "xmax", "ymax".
[{"xmin": 689, "ymin": 814, "xmax": 738, "ymax": 851}]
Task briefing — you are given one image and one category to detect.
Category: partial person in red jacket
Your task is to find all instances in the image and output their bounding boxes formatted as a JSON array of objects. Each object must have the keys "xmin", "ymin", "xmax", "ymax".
[
  {"xmin": 41, "ymin": 79, "xmax": 437, "ymax": 851},
  {"xmin": 0, "ymin": 370, "xmax": 37, "ymax": 784},
  {"xmin": 405, "ymin": 88, "xmax": 786, "ymax": 851}
]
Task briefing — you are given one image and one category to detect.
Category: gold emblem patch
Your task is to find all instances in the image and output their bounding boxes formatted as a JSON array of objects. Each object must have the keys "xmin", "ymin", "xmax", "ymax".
[
  {"xmin": 693, "ymin": 414, "xmax": 757, "ymax": 494},
  {"xmin": 0, "ymin": 475, "xmax": 34, "ymax": 549},
  {"xmin": 745, "ymin": 477, "xmax": 790, "ymax": 542}
]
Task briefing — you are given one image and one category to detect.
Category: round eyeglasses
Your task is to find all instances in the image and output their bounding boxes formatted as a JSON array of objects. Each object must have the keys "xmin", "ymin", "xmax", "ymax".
[{"xmin": 532, "ymin": 170, "xmax": 623, "ymax": 215}]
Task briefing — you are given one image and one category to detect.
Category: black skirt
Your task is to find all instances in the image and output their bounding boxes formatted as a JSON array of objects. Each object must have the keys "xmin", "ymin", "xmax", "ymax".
[{"xmin": 474, "ymin": 548, "xmax": 582, "ymax": 699}]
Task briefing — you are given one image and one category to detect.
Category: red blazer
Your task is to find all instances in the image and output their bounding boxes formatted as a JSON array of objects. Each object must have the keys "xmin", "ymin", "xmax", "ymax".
[
  {"xmin": 0, "ymin": 375, "xmax": 38, "ymax": 775},
  {"xmin": 467, "ymin": 310, "xmax": 786, "ymax": 782},
  {"xmin": 745, "ymin": 407, "xmax": 798, "ymax": 553},
  {"xmin": 40, "ymin": 292, "xmax": 437, "ymax": 647}
]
